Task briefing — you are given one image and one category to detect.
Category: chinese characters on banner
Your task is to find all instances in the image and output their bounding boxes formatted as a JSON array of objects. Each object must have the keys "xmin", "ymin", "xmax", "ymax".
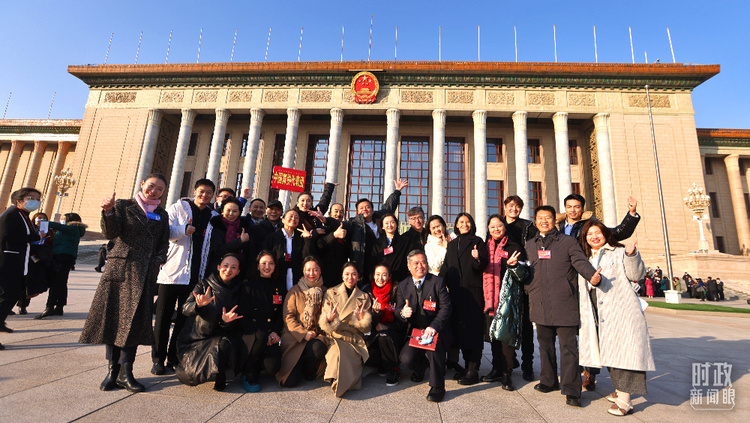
[
  {"xmin": 271, "ymin": 166, "xmax": 307, "ymax": 193},
  {"xmin": 690, "ymin": 361, "xmax": 735, "ymax": 410}
]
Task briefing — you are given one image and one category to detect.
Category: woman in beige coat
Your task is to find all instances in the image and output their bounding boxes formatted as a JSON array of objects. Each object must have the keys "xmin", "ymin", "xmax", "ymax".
[
  {"xmin": 277, "ymin": 257, "xmax": 328, "ymax": 387},
  {"xmin": 319, "ymin": 263, "xmax": 372, "ymax": 397},
  {"xmin": 578, "ymin": 220, "xmax": 654, "ymax": 417}
]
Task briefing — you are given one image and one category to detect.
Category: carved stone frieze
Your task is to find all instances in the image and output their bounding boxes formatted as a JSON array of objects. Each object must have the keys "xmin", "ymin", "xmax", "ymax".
[
  {"xmin": 263, "ymin": 90, "xmax": 289, "ymax": 102},
  {"xmin": 568, "ymin": 93, "xmax": 595, "ymax": 107},
  {"xmin": 160, "ymin": 91, "xmax": 184, "ymax": 103},
  {"xmin": 527, "ymin": 92, "xmax": 555, "ymax": 106},
  {"xmin": 103, "ymin": 92, "xmax": 137, "ymax": 103},
  {"xmin": 193, "ymin": 90, "xmax": 218, "ymax": 103},
  {"xmin": 400, "ymin": 90, "xmax": 434, "ymax": 104},
  {"xmin": 228, "ymin": 90, "xmax": 253, "ymax": 102},
  {"xmin": 447, "ymin": 90, "xmax": 474, "ymax": 104},
  {"xmin": 300, "ymin": 90, "xmax": 332, "ymax": 103},
  {"xmin": 628, "ymin": 94, "xmax": 671, "ymax": 108},
  {"xmin": 343, "ymin": 90, "xmax": 354, "ymax": 102},
  {"xmin": 487, "ymin": 91, "xmax": 515, "ymax": 105}
]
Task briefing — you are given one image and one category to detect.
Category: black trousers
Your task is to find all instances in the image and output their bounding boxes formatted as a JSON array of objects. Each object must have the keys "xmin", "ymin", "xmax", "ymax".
[
  {"xmin": 365, "ymin": 330, "xmax": 402, "ymax": 371},
  {"xmin": 242, "ymin": 331, "xmax": 281, "ymax": 378},
  {"xmin": 490, "ymin": 340, "xmax": 516, "ymax": 373},
  {"xmin": 46, "ymin": 254, "xmax": 75, "ymax": 308},
  {"xmin": 96, "ymin": 247, "xmax": 107, "ymax": 269},
  {"xmin": 152, "ymin": 284, "xmax": 192, "ymax": 365},
  {"xmin": 400, "ymin": 337, "xmax": 447, "ymax": 389},
  {"xmin": 0, "ymin": 274, "xmax": 23, "ymax": 324},
  {"xmin": 283, "ymin": 339, "xmax": 326, "ymax": 388},
  {"xmin": 106, "ymin": 345, "xmax": 137, "ymax": 364},
  {"xmin": 520, "ymin": 292, "xmax": 534, "ymax": 371},
  {"xmin": 536, "ymin": 324, "xmax": 581, "ymax": 397}
]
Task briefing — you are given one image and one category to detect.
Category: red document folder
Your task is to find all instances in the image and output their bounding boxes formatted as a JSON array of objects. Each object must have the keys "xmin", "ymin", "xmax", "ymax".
[{"xmin": 408, "ymin": 328, "xmax": 438, "ymax": 351}]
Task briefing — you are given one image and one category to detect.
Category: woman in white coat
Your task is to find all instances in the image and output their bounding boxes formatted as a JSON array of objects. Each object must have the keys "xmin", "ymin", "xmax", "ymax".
[{"xmin": 578, "ymin": 220, "xmax": 654, "ymax": 416}]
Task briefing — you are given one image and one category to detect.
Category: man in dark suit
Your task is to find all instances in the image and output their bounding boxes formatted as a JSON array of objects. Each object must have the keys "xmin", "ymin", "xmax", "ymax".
[{"xmin": 396, "ymin": 249, "xmax": 452, "ymax": 402}]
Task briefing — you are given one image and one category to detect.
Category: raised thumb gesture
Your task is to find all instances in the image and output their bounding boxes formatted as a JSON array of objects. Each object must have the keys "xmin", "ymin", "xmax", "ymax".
[
  {"xmin": 471, "ymin": 244, "xmax": 479, "ymax": 260},
  {"xmin": 101, "ymin": 192, "xmax": 116, "ymax": 212},
  {"xmin": 590, "ymin": 268, "xmax": 602, "ymax": 286},
  {"xmin": 240, "ymin": 227, "xmax": 250, "ymax": 243},
  {"xmin": 625, "ymin": 240, "xmax": 637, "ymax": 256}
]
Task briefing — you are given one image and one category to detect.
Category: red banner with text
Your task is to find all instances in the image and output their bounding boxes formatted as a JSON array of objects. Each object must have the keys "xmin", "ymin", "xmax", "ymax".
[{"xmin": 271, "ymin": 166, "xmax": 306, "ymax": 193}]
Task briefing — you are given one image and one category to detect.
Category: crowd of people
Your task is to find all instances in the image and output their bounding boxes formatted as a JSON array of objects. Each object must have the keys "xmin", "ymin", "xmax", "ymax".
[{"xmin": 0, "ymin": 177, "xmax": 656, "ymax": 416}]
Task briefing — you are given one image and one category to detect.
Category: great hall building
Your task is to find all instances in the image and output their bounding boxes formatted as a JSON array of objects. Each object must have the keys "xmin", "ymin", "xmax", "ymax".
[{"xmin": 2, "ymin": 61, "xmax": 750, "ymax": 279}]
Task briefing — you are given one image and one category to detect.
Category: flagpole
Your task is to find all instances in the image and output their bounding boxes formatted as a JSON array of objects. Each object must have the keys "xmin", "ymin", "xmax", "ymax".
[
  {"xmin": 439, "ymin": 26, "xmax": 442, "ymax": 62},
  {"xmin": 593, "ymin": 26, "xmax": 598, "ymax": 63},
  {"xmin": 629, "ymin": 27, "xmax": 635, "ymax": 64},
  {"xmin": 197, "ymin": 28, "xmax": 203, "ymax": 63},
  {"xmin": 135, "ymin": 31, "xmax": 143, "ymax": 64},
  {"xmin": 231, "ymin": 29, "xmax": 237, "ymax": 62},
  {"xmin": 667, "ymin": 28, "xmax": 676, "ymax": 63},
  {"xmin": 3, "ymin": 92, "xmax": 12, "ymax": 119},
  {"xmin": 394, "ymin": 26, "xmax": 398, "ymax": 61},
  {"xmin": 341, "ymin": 26, "xmax": 344, "ymax": 62},
  {"xmin": 553, "ymin": 25, "xmax": 557, "ymax": 62},
  {"xmin": 514, "ymin": 26, "xmax": 518, "ymax": 62},
  {"xmin": 477, "ymin": 25, "xmax": 480, "ymax": 61},
  {"xmin": 104, "ymin": 33, "xmax": 113, "ymax": 64},
  {"xmin": 165, "ymin": 30, "xmax": 173, "ymax": 64},
  {"xmin": 298, "ymin": 27, "xmax": 303, "ymax": 62},
  {"xmin": 368, "ymin": 15, "xmax": 373, "ymax": 61},
  {"xmin": 265, "ymin": 28, "xmax": 271, "ymax": 62},
  {"xmin": 47, "ymin": 92, "xmax": 56, "ymax": 119}
]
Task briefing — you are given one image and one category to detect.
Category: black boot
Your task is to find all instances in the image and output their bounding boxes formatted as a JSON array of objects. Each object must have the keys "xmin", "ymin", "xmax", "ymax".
[
  {"xmin": 53, "ymin": 306, "xmax": 64, "ymax": 316},
  {"xmin": 458, "ymin": 362, "xmax": 480, "ymax": 386},
  {"xmin": 100, "ymin": 361, "xmax": 121, "ymax": 391},
  {"xmin": 214, "ymin": 371, "xmax": 227, "ymax": 391},
  {"xmin": 116, "ymin": 363, "xmax": 145, "ymax": 393},
  {"xmin": 481, "ymin": 367, "xmax": 503, "ymax": 383},
  {"xmin": 501, "ymin": 372, "xmax": 515, "ymax": 391},
  {"xmin": 449, "ymin": 361, "xmax": 467, "ymax": 380},
  {"xmin": 34, "ymin": 308, "xmax": 55, "ymax": 320}
]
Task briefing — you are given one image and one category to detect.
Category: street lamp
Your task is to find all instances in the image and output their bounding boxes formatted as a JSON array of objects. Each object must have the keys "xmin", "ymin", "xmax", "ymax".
[
  {"xmin": 53, "ymin": 168, "xmax": 76, "ymax": 222},
  {"xmin": 684, "ymin": 183, "xmax": 711, "ymax": 253}
]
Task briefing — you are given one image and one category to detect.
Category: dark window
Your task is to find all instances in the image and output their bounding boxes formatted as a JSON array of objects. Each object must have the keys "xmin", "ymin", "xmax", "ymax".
[
  {"xmin": 268, "ymin": 134, "xmax": 286, "ymax": 201},
  {"xmin": 529, "ymin": 181, "xmax": 542, "ymax": 210},
  {"xmin": 715, "ymin": 236, "xmax": 725, "ymax": 253},
  {"xmin": 569, "ymin": 139, "xmax": 578, "ymax": 165},
  {"xmin": 572, "ymin": 183, "xmax": 581, "ymax": 195},
  {"xmin": 222, "ymin": 133, "xmax": 230, "ymax": 156},
  {"xmin": 399, "ymin": 137, "xmax": 430, "ymax": 230},
  {"xmin": 235, "ymin": 173, "xmax": 243, "ymax": 195},
  {"xmin": 240, "ymin": 133, "xmax": 249, "ymax": 157},
  {"xmin": 180, "ymin": 172, "xmax": 193, "ymax": 198},
  {"xmin": 488, "ymin": 180, "xmax": 505, "ymax": 216},
  {"xmin": 445, "ymin": 138, "xmax": 466, "ymax": 228},
  {"xmin": 527, "ymin": 139, "xmax": 541, "ymax": 164},
  {"xmin": 745, "ymin": 193, "xmax": 750, "ymax": 219},
  {"xmin": 304, "ymin": 135, "xmax": 330, "ymax": 201},
  {"xmin": 347, "ymin": 136, "xmax": 386, "ymax": 217},
  {"xmin": 487, "ymin": 138, "xmax": 503, "ymax": 163},
  {"xmin": 709, "ymin": 192, "xmax": 720, "ymax": 218},
  {"xmin": 187, "ymin": 133, "xmax": 199, "ymax": 156},
  {"xmin": 704, "ymin": 157, "xmax": 713, "ymax": 175}
]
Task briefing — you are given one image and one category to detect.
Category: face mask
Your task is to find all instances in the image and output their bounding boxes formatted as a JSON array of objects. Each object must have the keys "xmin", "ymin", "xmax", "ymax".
[{"xmin": 24, "ymin": 200, "xmax": 40, "ymax": 211}]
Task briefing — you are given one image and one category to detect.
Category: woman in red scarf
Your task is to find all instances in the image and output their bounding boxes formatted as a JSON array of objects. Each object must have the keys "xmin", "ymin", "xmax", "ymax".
[
  {"xmin": 362, "ymin": 263, "xmax": 405, "ymax": 387},
  {"xmin": 481, "ymin": 214, "xmax": 522, "ymax": 390},
  {"xmin": 199, "ymin": 197, "xmax": 254, "ymax": 280}
]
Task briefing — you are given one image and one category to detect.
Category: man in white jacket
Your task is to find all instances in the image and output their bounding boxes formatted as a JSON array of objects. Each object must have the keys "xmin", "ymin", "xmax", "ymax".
[{"xmin": 151, "ymin": 179, "xmax": 218, "ymax": 375}]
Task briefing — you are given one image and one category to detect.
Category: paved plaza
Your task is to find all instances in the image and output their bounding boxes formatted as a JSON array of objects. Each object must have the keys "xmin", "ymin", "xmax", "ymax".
[{"xmin": 0, "ymin": 254, "xmax": 747, "ymax": 422}]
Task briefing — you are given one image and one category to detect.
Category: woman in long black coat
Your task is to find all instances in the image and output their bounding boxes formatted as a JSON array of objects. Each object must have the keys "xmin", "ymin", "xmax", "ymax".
[
  {"xmin": 199, "ymin": 198, "xmax": 254, "ymax": 280},
  {"xmin": 79, "ymin": 174, "xmax": 170, "ymax": 393},
  {"xmin": 442, "ymin": 212, "xmax": 489, "ymax": 385},
  {"xmin": 375, "ymin": 213, "xmax": 415, "ymax": 283},
  {"xmin": 0, "ymin": 188, "xmax": 44, "ymax": 344},
  {"xmin": 18, "ymin": 212, "xmax": 55, "ymax": 315},
  {"xmin": 176, "ymin": 253, "xmax": 244, "ymax": 391},
  {"xmin": 237, "ymin": 250, "xmax": 285, "ymax": 392},
  {"xmin": 264, "ymin": 210, "xmax": 314, "ymax": 291}
]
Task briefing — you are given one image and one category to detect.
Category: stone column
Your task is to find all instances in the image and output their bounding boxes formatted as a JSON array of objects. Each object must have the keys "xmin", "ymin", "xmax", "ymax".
[
  {"xmin": 325, "ymin": 108, "xmax": 345, "ymax": 186},
  {"xmin": 23, "ymin": 141, "xmax": 48, "ymax": 187},
  {"xmin": 133, "ymin": 109, "xmax": 164, "ymax": 196},
  {"xmin": 724, "ymin": 154, "xmax": 750, "ymax": 255},
  {"xmin": 512, "ymin": 111, "xmax": 530, "ymax": 220},
  {"xmin": 279, "ymin": 108, "xmax": 301, "ymax": 210},
  {"xmin": 473, "ymin": 110, "xmax": 488, "ymax": 239},
  {"xmin": 241, "ymin": 108, "xmax": 264, "ymax": 211},
  {"xmin": 166, "ymin": 109, "xmax": 197, "ymax": 207},
  {"xmin": 553, "ymin": 112, "xmax": 572, "ymax": 211},
  {"xmin": 384, "ymin": 109, "xmax": 401, "ymax": 196},
  {"xmin": 431, "ymin": 109, "xmax": 446, "ymax": 217},
  {"xmin": 0, "ymin": 140, "xmax": 25, "ymax": 209},
  {"xmin": 593, "ymin": 113, "xmax": 617, "ymax": 226},
  {"xmin": 43, "ymin": 141, "xmax": 72, "ymax": 217},
  {"xmin": 205, "ymin": 108, "xmax": 231, "ymax": 186}
]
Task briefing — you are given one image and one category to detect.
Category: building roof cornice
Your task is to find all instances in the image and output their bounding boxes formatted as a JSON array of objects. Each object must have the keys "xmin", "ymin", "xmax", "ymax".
[
  {"xmin": 0, "ymin": 119, "xmax": 82, "ymax": 135},
  {"xmin": 698, "ymin": 128, "xmax": 750, "ymax": 148},
  {"xmin": 68, "ymin": 61, "xmax": 719, "ymax": 91}
]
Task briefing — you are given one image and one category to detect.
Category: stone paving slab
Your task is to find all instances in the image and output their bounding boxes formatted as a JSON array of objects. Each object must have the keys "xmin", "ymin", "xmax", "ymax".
[{"xmin": 0, "ymin": 264, "xmax": 747, "ymax": 422}]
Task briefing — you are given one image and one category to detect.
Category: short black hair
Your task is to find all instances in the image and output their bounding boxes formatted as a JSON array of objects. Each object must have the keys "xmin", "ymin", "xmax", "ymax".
[
  {"xmin": 503, "ymin": 195, "xmax": 524, "ymax": 209},
  {"xmin": 534, "ymin": 205, "xmax": 557, "ymax": 218},
  {"xmin": 63, "ymin": 212, "xmax": 82, "ymax": 223},
  {"xmin": 11, "ymin": 187, "xmax": 42, "ymax": 204},
  {"xmin": 194, "ymin": 178, "xmax": 216, "ymax": 191},
  {"xmin": 355, "ymin": 198, "xmax": 373, "ymax": 210},
  {"xmin": 145, "ymin": 173, "xmax": 168, "ymax": 185},
  {"xmin": 217, "ymin": 187, "xmax": 236, "ymax": 196},
  {"xmin": 563, "ymin": 194, "xmax": 586, "ymax": 209},
  {"xmin": 250, "ymin": 198, "xmax": 266, "ymax": 207}
]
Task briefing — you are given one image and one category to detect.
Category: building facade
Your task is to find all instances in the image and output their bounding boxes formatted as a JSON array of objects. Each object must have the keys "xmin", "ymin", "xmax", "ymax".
[{"xmin": 8, "ymin": 61, "xmax": 749, "ymax": 263}]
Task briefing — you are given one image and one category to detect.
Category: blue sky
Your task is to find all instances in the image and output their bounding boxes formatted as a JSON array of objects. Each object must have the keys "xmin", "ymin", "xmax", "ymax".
[{"xmin": 1, "ymin": 0, "xmax": 747, "ymax": 128}]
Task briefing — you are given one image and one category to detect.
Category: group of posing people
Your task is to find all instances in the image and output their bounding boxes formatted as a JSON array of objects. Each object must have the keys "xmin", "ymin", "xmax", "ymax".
[
  {"xmin": 0, "ymin": 187, "xmax": 88, "ymax": 350},
  {"xmin": 1, "ymin": 173, "xmax": 655, "ymax": 415},
  {"xmin": 682, "ymin": 273, "xmax": 725, "ymax": 301}
]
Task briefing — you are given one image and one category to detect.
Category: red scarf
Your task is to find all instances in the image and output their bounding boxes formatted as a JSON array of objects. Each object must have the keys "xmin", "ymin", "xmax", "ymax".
[
  {"xmin": 222, "ymin": 217, "xmax": 241, "ymax": 244},
  {"xmin": 371, "ymin": 279, "xmax": 394, "ymax": 324},
  {"xmin": 482, "ymin": 236, "xmax": 508, "ymax": 311}
]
